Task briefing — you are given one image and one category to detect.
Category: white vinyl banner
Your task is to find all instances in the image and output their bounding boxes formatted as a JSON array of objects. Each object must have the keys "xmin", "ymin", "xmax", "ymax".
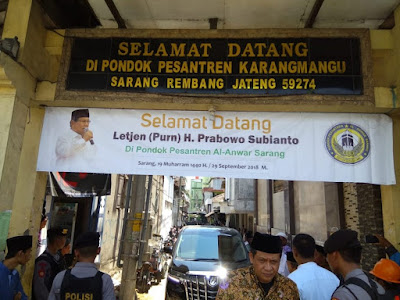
[{"xmin": 37, "ymin": 108, "xmax": 395, "ymax": 185}]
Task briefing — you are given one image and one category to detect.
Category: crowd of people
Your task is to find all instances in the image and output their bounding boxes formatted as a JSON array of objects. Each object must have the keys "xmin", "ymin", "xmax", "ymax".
[
  {"xmin": 217, "ymin": 229, "xmax": 400, "ymax": 300},
  {"xmin": 2, "ymin": 223, "xmax": 400, "ymax": 300},
  {"xmin": 1, "ymin": 229, "xmax": 116, "ymax": 300},
  {"xmin": 167, "ymin": 225, "xmax": 183, "ymax": 245}
]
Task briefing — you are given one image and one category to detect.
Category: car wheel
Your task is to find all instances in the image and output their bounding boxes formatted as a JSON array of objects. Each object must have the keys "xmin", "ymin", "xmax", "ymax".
[
  {"xmin": 144, "ymin": 271, "xmax": 151, "ymax": 292},
  {"xmin": 138, "ymin": 270, "xmax": 150, "ymax": 293}
]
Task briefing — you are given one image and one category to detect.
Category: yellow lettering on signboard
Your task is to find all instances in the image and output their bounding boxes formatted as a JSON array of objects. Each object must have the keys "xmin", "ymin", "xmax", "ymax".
[
  {"xmin": 155, "ymin": 43, "xmax": 168, "ymax": 56},
  {"xmin": 143, "ymin": 43, "xmax": 154, "ymax": 56},
  {"xmin": 118, "ymin": 42, "xmax": 129, "ymax": 55},
  {"xmin": 187, "ymin": 44, "xmax": 201, "ymax": 57},
  {"xmin": 129, "ymin": 42, "xmax": 141, "ymax": 56},
  {"xmin": 295, "ymin": 42, "xmax": 308, "ymax": 56},
  {"xmin": 200, "ymin": 43, "xmax": 212, "ymax": 57},
  {"xmin": 86, "ymin": 60, "xmax": 98, "ymax": 71},
  {"xmin": 265, "ymin": 43, "xmax": 279, "ymax": 57},
  {"xmin": 170, "ymin": 43, "xmax": 186, "ymax": 57},
  {"xmin": 228, "ymin": 43, "xmax": 241, "ymax": 57}
]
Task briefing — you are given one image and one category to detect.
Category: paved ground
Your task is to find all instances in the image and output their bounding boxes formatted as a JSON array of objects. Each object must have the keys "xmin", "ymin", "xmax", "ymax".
[
  {"xmin": 111, "ymin": 266, "xmax": 168, "ymax": 299},
  {"xmin": 137, "ymin": 277, "xmax": 167, "ymax": 300}
]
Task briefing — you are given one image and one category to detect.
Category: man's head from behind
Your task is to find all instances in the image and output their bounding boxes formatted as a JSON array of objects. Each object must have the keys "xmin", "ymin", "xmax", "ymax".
[
  {"xmin": 47, "ymin": 227, "xmax": 67, "ymax": 251},
  {"xmin": 74, "ymin": 232, "xmax": 100, "ymax": 261},
  {"xmin": 292, "ymin": 233, "xmax": 315, "ymax": 262},
  {"xmin": 315, "ymin": 244, "xmax": 330, "ymax": 268},
  {"xmin": 70, "ymin": 109, "xmax": 90, "ymax": 136},
  {"xmin": 286, "ymin": 251, "xmax": 298, "ymax": 273},
  {"xmin": 250, "ymin": 232, "xmax": 282, "ymax": 283},
  {"xmin": 5, "ymin": 235, "xmax": 32, "ymax": 265},
  {"xmin": 324, "ymin": 229, "xmax": 362, "ymax": 275}
]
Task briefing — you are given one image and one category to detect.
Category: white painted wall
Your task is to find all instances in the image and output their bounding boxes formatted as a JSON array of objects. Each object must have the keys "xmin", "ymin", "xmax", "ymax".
[
  {"xmin": 160, "ymin": 176, "xmax": 174, "ymax": 239},
  {"xmin": 99, "ymin": 175, "xmax": 124, "ymax": 273}
]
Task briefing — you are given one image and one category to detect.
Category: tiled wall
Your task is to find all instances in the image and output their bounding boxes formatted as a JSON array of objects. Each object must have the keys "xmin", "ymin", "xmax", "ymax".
[
  {"xmin": 343, "ymin": 183, "xmax": 359, "ymax": 231},
  {"xmin": 356, "ymin": 184, "xmax": 386, "ymax": 271},
  {"xmin": 343, "ymin": 183, "xmax": 385, "ymax": 270}
]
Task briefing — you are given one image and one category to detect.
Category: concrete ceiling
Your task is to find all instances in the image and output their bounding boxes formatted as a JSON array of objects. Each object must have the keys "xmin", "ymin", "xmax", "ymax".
[{"xmin": 87, "ymin": 0, "xmax": 400, "ymax": 29}]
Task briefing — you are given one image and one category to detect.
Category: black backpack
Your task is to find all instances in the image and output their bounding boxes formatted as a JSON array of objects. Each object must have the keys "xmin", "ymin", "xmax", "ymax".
[{"xmin": 343, "ymin": 274, "xmax": 392, "ymax": 300}]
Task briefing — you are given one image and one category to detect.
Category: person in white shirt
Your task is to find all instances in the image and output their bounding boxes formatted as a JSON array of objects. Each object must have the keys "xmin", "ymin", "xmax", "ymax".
[
  {"xmin": 276, "ymin": 233, "xmax": 290, "ymax": 276},
  {"xmin": 277, "ymin": 232, "xmax": 292, "ymax": 253},
  {"xmin": 278, "ymin": 250, "xmax": 290, "ymax": 276},
  {"xmin": 288, "ymin": 233, "xmax": 339, "ymax": 300},
  {"xmin": 55, "ymin": 109, "xmax": 97, "ymax": 170}
]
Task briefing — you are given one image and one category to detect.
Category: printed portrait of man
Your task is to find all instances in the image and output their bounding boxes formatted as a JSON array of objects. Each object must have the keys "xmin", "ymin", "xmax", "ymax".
[{"xmin": 55, "ymin": 109, "xmax": 97, "ymax": 171}]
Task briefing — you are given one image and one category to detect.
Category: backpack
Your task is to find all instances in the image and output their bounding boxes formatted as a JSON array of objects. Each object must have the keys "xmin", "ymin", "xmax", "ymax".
[{"xmin": 343, "ymin": 274, "xmax": 392, "ymax": 300}]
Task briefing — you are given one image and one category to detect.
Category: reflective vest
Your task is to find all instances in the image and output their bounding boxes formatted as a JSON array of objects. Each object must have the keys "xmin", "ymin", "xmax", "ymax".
[
  {"xmin": 32, "ymin": 250, "xmax": 64, "ymax": 300},
  {"xmin": 60, "ymin": 269, "xmax": 103, "ymax": 300}
]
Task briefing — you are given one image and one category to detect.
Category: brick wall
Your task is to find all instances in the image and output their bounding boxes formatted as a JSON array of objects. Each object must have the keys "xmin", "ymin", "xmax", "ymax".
[
  {"xmin": 343, "ymin": 183, "xmax": 359, "ymax": 231},
  {"xmin": 356, "ymin": 183, "xmax": 386, "ymax": 271},
  {"xmin": 342, "ymin": 183, "xmax": 385, "ymax": 270}
]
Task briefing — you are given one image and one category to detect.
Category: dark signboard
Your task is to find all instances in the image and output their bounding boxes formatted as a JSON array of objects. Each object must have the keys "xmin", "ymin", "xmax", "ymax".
[
  {"xmin": 66, "ymin": 38, "xmax": 362, "ymax": 95},
  {"xmin": 50, "ymin": 172, "xmax": 111, "ymax": 197}
]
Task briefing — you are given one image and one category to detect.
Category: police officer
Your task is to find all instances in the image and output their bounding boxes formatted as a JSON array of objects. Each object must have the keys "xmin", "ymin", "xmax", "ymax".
[
  {"xmin": 324, "ymin": 229, "xmax": 386, "ymax": 300},
  {"xmin": 32, "ymin": 227, "xmax": 67, "ymax": 300},
  {"xmin": 48, "ymin": 231, "xmax": 115, "ymax": 300}
]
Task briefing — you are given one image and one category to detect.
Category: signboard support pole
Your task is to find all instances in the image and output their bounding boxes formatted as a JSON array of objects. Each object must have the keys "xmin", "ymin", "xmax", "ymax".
[
  {"xmin": 137, "ymin": 175, "xmax": 153, "ymax": 268},
  {"xmin": 176, "ymin": 176, "xmax": 182, "ymax": 226},
  {"xmin": 119, "ymin": 175, "xmax": 147, "ymax": 299}
]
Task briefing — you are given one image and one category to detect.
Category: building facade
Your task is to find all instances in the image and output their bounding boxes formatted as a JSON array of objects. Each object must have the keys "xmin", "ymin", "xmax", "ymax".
[{"xmin": 1, "ymin": 0, "xmax": 400, "ymax": 296}]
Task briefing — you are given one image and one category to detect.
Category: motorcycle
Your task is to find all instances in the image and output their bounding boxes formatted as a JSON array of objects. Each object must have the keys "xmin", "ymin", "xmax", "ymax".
[
  {"xmin": 136, "ymin": 235, "xmax": 170, "ymax": 293},
  {"xmin": 136, "ymin": 261, "xmax": 152, "ymax": 293}
]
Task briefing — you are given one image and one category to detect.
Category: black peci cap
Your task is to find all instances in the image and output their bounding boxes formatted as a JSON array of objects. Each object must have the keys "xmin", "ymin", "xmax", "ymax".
[
  {"xmin": 74, "ymin": 232, "xmax": 100, "ymax": 249},
  {"xmin": 71, "ymin": 109, "xmax": 89, "ymax": 121},
  {"xmin": 7, "ymin": 235, "xmax": 32, "ymax": 253},
  {"xmin": 251, "ymin": 232, "xmax": 282, "ymax": 254},
  {"xmin": 47, "ymin": 227, "xmax": 68, "ymax": 239},
  {"xmin": 324, "ymin": 229, "xmax": 361, "ymax": 254}
]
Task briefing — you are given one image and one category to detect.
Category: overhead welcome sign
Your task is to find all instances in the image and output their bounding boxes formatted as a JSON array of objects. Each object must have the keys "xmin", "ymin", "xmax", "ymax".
[
  {"xmin": 37, "ymin": 108, "xmax": 395, "ymax": 185},
  {"xmin": 66, "ymin": 37, "xmax": 362, "ymax": 95}
]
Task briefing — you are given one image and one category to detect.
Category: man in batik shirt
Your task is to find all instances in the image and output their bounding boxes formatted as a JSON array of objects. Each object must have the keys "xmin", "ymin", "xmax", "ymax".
[{"xmin": 216, "ymin": 232, "xmax": 299, "ymax": 300}]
